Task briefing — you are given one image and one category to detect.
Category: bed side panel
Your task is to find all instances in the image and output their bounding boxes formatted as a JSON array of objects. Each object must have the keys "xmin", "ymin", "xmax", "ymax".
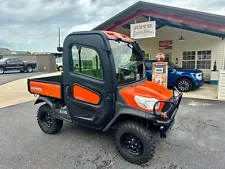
[{"xmin": 29, "ymin": 81, "xmax": 61, "ymax": 99}]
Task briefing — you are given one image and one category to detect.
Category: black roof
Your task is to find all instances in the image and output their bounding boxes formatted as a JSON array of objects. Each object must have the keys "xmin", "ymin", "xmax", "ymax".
[{"xmin": 92, "ymin": 1, "xmax": 225, "ymax": 37}]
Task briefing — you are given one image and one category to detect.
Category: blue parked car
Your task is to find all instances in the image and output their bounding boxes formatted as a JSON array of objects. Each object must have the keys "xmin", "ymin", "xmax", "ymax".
[{"xmin": 145, "ymin": 60, "xmax": 204, "ymax": 92}]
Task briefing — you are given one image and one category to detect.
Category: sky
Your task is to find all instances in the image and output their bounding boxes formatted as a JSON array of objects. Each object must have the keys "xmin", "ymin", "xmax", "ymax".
[{"xmin": 0, "ymin": 0, "xmax": 224, "ymax": 52}]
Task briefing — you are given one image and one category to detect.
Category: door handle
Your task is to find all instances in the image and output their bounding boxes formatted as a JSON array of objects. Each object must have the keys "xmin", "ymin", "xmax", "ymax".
[{"xmin": 65, "ymin": 85, "xmax": 71, "ymax": 97}]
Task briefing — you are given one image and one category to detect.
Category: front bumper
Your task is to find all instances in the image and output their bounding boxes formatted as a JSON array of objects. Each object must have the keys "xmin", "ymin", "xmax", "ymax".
[
  {"xmin": 195, "ymin": 81, "xmax": 204, "ymax": 88},
  {"xmin": 153, "ymin": 87, "xmax": 183, "ymax": 138}
]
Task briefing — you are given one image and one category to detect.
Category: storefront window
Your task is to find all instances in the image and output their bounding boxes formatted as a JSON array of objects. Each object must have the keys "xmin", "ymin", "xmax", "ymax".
[
  {"xmin": 197, "ymin": 50, "xmax": 211, "ymax": 69},
  {"xmin": 182, "ymin": 51, "xmax": 196, "ymax": 69},
  {"xmin": 182, "ymin": 50, "xmax": 211, "ymax": 70}
]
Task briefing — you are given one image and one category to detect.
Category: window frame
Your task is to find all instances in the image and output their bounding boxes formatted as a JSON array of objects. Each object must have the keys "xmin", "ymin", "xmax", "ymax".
[
  {"xmin": 181, "ymin": 50, "xmax": 212, "ymax": 70},
  {"xmin": 181, "ymin": 51, "xmax": 196, "ymax": 70},
  {"xmin": 70, "ymin": 44, "xmax": 104, "ymax": 81},
  {"xmin": 196, "ymin": 50, "xmax": 211, "ymax": 70},
  {"xmin": 13, "ymin": 58, "xmax": 23, "ymax": 63}
]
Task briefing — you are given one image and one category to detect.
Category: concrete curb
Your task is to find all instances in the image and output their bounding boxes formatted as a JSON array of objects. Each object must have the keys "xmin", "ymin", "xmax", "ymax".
[
  {"xmin": 0, "ymin": 72, "xmax": 221, "ymax": 109},
  {"xmin": 0, "ymin": 72, "xmax": 61, "ymax": 109}
]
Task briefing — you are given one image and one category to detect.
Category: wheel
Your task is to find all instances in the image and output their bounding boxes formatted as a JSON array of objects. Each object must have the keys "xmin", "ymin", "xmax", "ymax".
[
  {"xmin": 58, "ymin": 66, "xmax": 63, "ymax": 71},
  {"xmin": 114, "ymin": 121, "xmax": 155, "ymax": 165},
  {"xmin": 26, "ymin": 66, "xmax": 33, "ymax": 73},
  {"xmin": 0, "ymin": 67, "xmax": 5, "ymax": 74},
  {"xmin": 176, "ymin": 78, "xmax": 192, "ymax": 92},
  {"xmin": 37, "ymin": 104, "xmax": 63, "ymax": 134}
]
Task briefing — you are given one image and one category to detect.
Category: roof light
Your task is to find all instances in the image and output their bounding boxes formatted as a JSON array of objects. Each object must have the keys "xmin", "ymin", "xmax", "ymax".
[{"xmin": 179, "ymin": 35, "xmax": 185, "ymax": 41}]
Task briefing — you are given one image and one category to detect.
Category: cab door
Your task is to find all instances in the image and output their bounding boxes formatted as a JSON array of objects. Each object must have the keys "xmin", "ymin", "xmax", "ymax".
[
  {"xmin": 5, "ymin": 58, "xmax": 17, "ymax": 70},
  {"xmin": 63, "ymin": 33, "xmax": 116, "ymax": 130},
  {"xmin": 14, "ymin": 58, "xmax": 24, "ymax": 70}
]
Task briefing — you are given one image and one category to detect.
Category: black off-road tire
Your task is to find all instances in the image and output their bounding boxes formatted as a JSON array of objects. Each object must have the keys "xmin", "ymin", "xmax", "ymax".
[
  {"xmin": 26, "ymin": 66, "xmax": 33, "ymax": 73},
  {"xmin": 58, "ymin": 66, "xmax": 63, "ymax": 71},
  {"xmin": 176, "ymin": 78, "xmax": 192, "ymax": 92},
  {"xmin": 114, "ymin": 121, "xmax": 155, "ymax": 165},
  {"xmin": 0, "ymin": 67, "xmax": 5, "ymax": 74},
  {"xmin": 37, "ymin": 104, "xmax": 63, "ymax": 134}
]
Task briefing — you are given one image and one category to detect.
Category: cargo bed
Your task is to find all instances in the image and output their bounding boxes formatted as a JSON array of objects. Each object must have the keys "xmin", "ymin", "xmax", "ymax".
[{"xmin": 27, "ymin": 75, "xmax": 63, "ymax": 99}]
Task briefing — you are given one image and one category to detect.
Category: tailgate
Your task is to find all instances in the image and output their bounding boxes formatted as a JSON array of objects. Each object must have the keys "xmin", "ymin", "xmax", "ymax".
[{"xmin": 28, "ymin": 79, "xmax": 62, "ymax": 99}]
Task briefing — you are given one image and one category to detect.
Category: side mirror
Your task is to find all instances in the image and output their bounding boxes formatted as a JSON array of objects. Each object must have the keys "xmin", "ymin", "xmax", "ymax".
[
  {"xmin": 168, "ymin": 67, "xmax": 176, "ymax": 73},
  {"xmin": 168, "ymin": 68, "xmax": 173, "ymax": 72},
  {"xmin": 57, "ymin": 47, "xmax": 63, "ymax": 52}
]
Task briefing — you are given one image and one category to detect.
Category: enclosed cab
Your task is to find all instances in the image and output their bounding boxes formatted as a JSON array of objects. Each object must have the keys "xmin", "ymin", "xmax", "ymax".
[{"xmin": 28, "ymin": 30, "xmax": 182, "ymax": 165}]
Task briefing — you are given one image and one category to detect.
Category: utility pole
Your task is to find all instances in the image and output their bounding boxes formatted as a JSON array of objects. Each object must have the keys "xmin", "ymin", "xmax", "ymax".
[
  {"xmin": 57, "ymin": 28, "xmax": 63, "ymax": 52},
  {"xmin": 58, "ymin": 28, "xmax": 60, "ymax": 48}
]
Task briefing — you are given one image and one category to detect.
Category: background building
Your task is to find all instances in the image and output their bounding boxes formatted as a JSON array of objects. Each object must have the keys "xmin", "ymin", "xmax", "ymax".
[{"xmin": 93, "ymin": 1, "xmax": 225, "ymax": 83}]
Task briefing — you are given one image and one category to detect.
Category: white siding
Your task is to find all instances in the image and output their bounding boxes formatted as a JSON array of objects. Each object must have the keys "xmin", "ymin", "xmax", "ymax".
[
  {"xmin": 116, "ymin": 26, "xmax": 225, "ymax": 81},
  {"xmin": 218, "ymin": 70, "xmax": 225, "ymax": 100}
]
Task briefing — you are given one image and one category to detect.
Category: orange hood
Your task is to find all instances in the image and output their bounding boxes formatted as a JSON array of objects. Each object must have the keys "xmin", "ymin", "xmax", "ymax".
[{"xmin": 119, "ymin": 80, "xmax": 173, "ymax": 112}]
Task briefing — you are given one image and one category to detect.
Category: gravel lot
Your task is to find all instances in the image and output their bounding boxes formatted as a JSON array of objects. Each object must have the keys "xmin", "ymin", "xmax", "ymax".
[
  {"xmin": 0, "ymin": 98, "xmax": 225, "ymax": 169},
  {"xmin": 0, "ymin": 70, "xmax": 44, "ymax": 85}
]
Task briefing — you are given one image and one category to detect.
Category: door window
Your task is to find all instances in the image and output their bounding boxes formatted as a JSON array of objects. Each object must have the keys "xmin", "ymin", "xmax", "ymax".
[
  {"xmin": 71, "ymin": 45, "xmax": 103, "ymax": 80},
  {"xmin": 13, "ymin": 58, "xmax": 22, "ymax": 63},
  {"xmin": 7, "ymin": 59, "xmax": 14, "ymax": 63}
]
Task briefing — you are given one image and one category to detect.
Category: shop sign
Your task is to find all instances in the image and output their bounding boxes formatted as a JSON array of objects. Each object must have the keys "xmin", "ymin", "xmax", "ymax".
[
  {"xmin": 159, "ymin": 40, "xmax": 172, "ymax": 50},
  {"xmin": 130, "ymin": 21, "xmax": 156, "ymax": 39}
]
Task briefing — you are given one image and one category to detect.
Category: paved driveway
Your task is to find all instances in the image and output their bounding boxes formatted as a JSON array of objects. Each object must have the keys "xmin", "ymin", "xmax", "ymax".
[
  {"xmin": 0, "ymin": 70, "xmax": 44, "ymax": 85},
  {"xmin": 0, "ymin": 98, "xmax": 225, "ymax": 169}
]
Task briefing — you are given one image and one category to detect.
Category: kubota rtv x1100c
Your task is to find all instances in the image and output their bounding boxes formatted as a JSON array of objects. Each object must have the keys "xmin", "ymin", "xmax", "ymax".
[{"xmin": 27, "ymin": 31, "xmax": 182, "ymax": 165}]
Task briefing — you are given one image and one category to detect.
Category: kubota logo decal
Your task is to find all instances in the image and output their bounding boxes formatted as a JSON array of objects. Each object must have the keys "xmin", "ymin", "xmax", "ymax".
[{"xmin": 31, "ymin": 87, "xmax": 42, "ymax": 92}]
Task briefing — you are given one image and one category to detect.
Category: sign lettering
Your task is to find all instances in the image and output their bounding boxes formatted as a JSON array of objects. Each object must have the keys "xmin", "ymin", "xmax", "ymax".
[{"xmin": 130, "ymin": 21, "xmax": 156, "ymax": 39}]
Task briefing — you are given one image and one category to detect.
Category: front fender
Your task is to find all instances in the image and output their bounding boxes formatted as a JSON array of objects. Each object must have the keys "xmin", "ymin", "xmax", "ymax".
[{"xmin": 102, "ymin": 103, "xmax": 155, "ymax": 132}]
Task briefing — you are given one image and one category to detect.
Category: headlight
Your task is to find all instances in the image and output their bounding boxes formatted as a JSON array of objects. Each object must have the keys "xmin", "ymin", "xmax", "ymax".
[
  {"xmin": 134, "ymin": 95, "xmax": 160, "ymax": 110},
  {"xmin": 196, "ymin": 73, "xmax": 202, "ymax": 80}
]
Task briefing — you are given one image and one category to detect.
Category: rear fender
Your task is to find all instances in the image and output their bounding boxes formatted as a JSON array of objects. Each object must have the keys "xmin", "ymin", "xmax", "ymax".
[{"xmin": 34, "ymin": 96, "xmax": 56, "ymax": 117}]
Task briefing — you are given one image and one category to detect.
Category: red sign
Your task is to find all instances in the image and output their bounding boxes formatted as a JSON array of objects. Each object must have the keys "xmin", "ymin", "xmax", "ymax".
[
  {"xmin": 156, "ymin": 52, "xmax": 165, "ymax": 62},
  {"xmin": 159, "ymin": 40, "xmax": 172, "ymax": 50}
]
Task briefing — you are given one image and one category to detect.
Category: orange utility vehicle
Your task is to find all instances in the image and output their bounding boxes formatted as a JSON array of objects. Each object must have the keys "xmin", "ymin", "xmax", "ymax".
[{"xmin": 27, "ymin": 30, "xmax": 182, "ymax": 165}]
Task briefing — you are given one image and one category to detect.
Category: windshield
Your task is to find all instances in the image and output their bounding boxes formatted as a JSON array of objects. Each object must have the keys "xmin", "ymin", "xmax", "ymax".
[
  {"xmin": 168, "ymin": 61, "xmax": 182, "ymax": 69},
  {"xmin": 0, "ymin": 58, "xmax": 9, "ymax": 62},
  {"xmin": 109, "ymin": 40, "xmax": 145, "ymax": 85}
]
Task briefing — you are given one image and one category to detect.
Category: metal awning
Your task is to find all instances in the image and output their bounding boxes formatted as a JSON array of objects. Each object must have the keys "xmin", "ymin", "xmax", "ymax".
[{"xmin": 92, "ymin": 1, "xmax": 225, "ymax": 38}]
